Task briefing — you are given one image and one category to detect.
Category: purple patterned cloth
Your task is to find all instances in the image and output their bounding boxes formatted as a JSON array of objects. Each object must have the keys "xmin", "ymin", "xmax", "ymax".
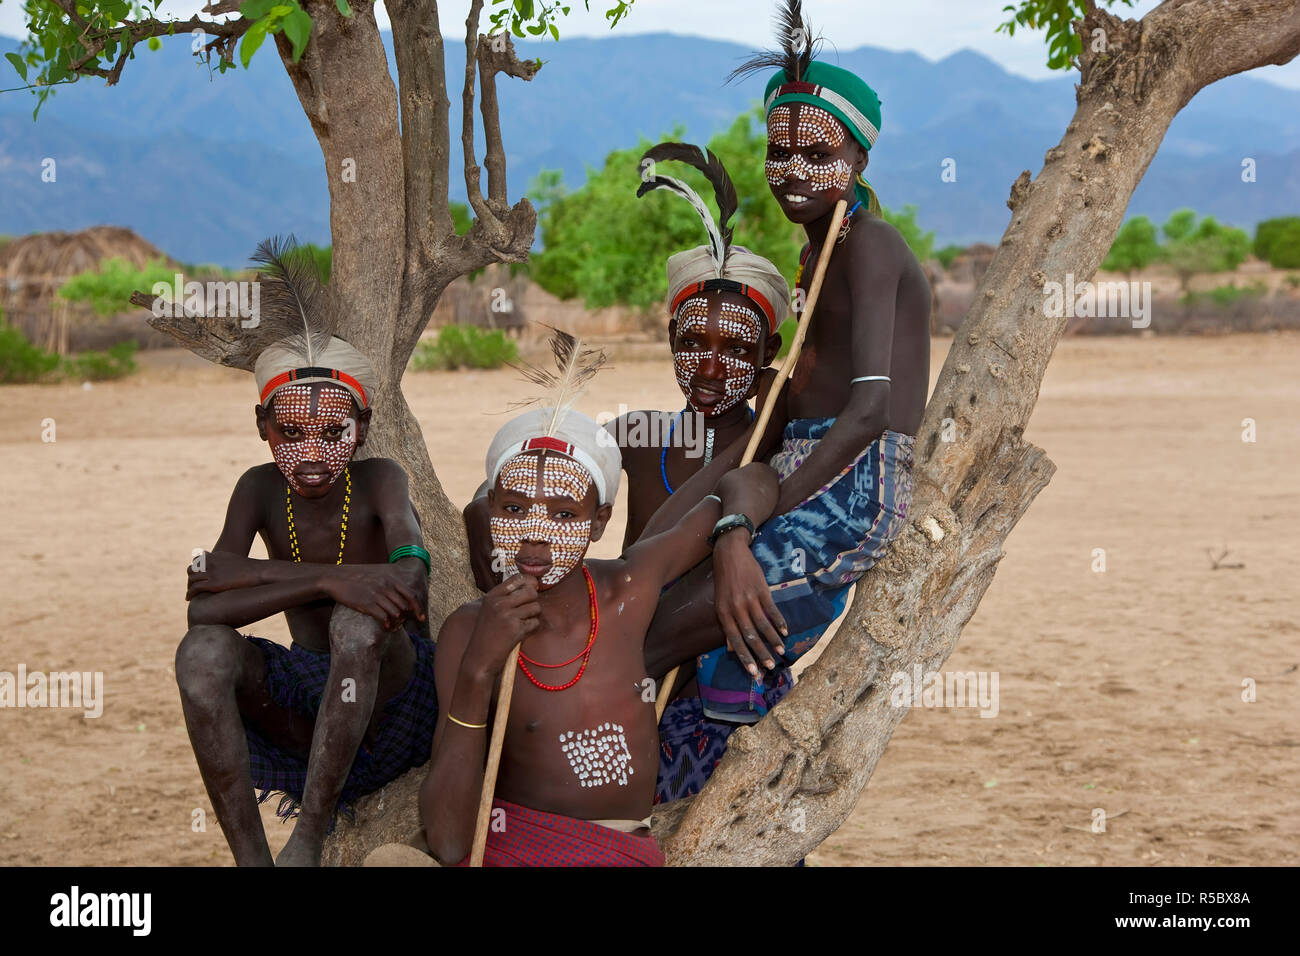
[
  {"xmin": 242, "ymin": 629, "xmax": 438, "ymax": 824},
  {"xmin": 654, "ymin": 668, "xmax": 794, "ymax": 804}
]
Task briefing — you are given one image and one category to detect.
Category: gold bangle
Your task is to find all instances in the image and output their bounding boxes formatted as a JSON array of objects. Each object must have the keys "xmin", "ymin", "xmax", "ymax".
[{"xmin": 447, "ymin": 713, "xmax": 488, "ymax": 730}]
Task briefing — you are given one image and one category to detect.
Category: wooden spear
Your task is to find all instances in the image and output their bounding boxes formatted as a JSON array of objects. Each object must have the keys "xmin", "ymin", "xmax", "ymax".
[
  {"xmin": 469, "ymin": 646, "xmax": 518, "ymax": 867},
  {"xmin": 655, "ymin": 198, "xmax": 848, "ymax": 722}
]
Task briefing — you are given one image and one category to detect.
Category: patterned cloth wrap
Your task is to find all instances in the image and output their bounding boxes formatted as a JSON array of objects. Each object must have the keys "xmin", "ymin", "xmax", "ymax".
[
  {"xmin": 656, "ymin": 668, "xmax": 794, "ymax": 804},
  {"xmin": 696, "ymin": 418, "xmax": 915, "ymax": 723},
  {"xmin": 243, "ymin": 629, "xmax": 438, "ymax": 825},
  {"xmin": 457, "ymin": 798, "xmax": 665, "ymax": 867}
]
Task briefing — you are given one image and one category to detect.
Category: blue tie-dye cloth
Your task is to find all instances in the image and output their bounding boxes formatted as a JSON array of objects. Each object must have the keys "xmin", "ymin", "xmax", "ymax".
[{"xmin": 696, "ymin": 418, "xmax": 914, "ymax": 722}]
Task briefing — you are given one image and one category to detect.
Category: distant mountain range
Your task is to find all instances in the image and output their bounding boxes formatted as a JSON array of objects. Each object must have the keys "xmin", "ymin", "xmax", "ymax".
[{"xmin": 2, "ymin": 31, "xmax": 1298, "ymax": 267}]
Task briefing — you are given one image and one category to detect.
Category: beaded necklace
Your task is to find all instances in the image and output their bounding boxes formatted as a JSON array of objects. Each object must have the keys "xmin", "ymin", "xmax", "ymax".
[
  {"xmin": 660, "ymin": 406, "xmax": 754, "ymax": 495},
  {"xmin": 286, "ymin": 466, "xmax": 351, "ymax": 565},
  {"xmin": 795, "ymin": 199, "xmax": 865, "ymax": 287},
  {"xmin": 517, "ymin": 565, "xmax": 598, "ymax": 692}
]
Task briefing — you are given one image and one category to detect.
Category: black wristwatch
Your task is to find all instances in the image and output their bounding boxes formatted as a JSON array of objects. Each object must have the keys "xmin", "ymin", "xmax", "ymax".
[{"xmin": 708, "ymin": 513, "xmax": 755, "ymax": 548}]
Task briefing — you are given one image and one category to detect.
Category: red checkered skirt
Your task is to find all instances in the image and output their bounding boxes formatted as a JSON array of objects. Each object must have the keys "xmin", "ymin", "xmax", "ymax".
[{"xmin": 458, "ymin": 799, "xmax": 664, "ymax": 867}]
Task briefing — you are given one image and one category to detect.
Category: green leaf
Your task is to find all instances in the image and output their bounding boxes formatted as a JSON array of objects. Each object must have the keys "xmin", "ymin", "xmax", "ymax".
[
  {"xmin": 240, "ymin": 21, "xmax": 269, "ymax": 68},
  {"xmin": 5, "ymin": 52, "xmax": 27, "ymax": 82},
  {"xmin": 527, "ymin": 22, "xmax": 545, "ymax": 35},
  {"xmin": 240, "ymin": 0, "xmax": 278, "ymax": 20},
  {"xmin": 549, "ymin": 22, "xmax": 559, "ymax": 41},
  {"xmin": 283, "ymin": 8, "xmax": 312, "ymax": 62},
  {"xmin": 335, "ymin": 0, "xmax": 353, "ymax": 15}
]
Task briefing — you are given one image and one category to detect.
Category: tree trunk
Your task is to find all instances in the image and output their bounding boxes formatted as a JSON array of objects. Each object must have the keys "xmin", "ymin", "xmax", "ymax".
[
  {"xmin": 134, "ymin": 0, "xmax": 1300, "ymax": 865},
  {"xmin": 141, "ymin": 1, "xmax": 540, "ymax": 624}
]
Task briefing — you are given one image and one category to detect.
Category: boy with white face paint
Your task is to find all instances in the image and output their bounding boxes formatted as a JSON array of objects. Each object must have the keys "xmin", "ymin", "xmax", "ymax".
[
  {"xmin": 640, "ymin": 0, "xmax": 928, "ymax": 804},
  {"xmin": 420, "ymin": 407, "xmax": 781, "ymax": 866},
  {"xmin": 176, "ymin": 238, "xmax": 438, "ymax": 867}
]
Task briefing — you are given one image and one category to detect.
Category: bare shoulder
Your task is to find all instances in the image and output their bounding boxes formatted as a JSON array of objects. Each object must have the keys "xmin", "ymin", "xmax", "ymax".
[
  {"xmin": 585, "ymin": 557, "xmax": 635, "ymax": 600},
  {"xmin": 437, "ymin": 599, "xmax": 483, "ymax": 650},
  {"xmin": 610, "ymin": 409, "xmax": 662, "ymax": 461},
  {"xmin": 353, "ymin": 457, "xmax": 413, "ymax": 505},
  {"xmin": 354, "ymin": 456, "xmax": 408, "ymax": 486},
  {"xmin": 851, "ymin": 215, "xmax": 918, "ymax": 270},
  {"xmin": 236, "ymin": 462, "xmax": 282, "ymax": 499}
]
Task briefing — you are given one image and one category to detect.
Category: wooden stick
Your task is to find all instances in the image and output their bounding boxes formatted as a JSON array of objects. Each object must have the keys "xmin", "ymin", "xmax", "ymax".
[
  {"xmin": 655, "ymin": 199, "xmax": 848, "ymax": 725},
  {"xmin": 741, "ymin": 198, "xmax": 847, "ymax": 464},
  {"xmin": 469, "ymin": 646, "xmax": 519, "ymax": 867}
]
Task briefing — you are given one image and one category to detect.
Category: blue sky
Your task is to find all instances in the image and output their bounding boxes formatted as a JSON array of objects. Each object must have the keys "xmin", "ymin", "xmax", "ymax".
[{"xmin": 2, "ymin": 0, "xmax": 1298, "ymax": 89}]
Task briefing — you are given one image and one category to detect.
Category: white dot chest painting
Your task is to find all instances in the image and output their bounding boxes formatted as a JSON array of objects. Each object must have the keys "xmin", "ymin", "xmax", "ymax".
[{"xmin": 559, "ymin": 723, "xmax": 634, "ymax": 788}]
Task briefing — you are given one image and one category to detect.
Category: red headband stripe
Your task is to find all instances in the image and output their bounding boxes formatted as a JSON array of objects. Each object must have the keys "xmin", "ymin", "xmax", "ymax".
[
  {"xmin": 260, "ymin": 368, "xmax": 368, "ymax": 406},
  {"xmin": 777, "ymin": 81, "xmax": 820, "ymax": 98},
  {"xmin": 521, "ymin": 436, "xmax": 574, "ymax": 456},
  {"xmin": 670, "ymin": 282, "xmax": 778, "ymax": 334}
]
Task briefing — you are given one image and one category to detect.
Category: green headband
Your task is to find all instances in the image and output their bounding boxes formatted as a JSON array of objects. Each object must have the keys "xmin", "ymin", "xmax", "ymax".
[{"xmin": 764, "ymin": 61, "xmax": 883, "ymax": 210}]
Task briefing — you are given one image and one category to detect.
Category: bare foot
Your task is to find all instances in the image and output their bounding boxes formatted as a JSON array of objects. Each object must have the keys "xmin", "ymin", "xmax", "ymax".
[{"xmin": 275, "ymin": 828, "xmax": 323, "ymax": 867}]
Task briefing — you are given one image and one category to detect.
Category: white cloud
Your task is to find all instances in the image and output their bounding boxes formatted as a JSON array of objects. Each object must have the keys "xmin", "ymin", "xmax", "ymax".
[{"xmin": 2, "ymin": 0, "xmax": 1297, "ymax": 88}]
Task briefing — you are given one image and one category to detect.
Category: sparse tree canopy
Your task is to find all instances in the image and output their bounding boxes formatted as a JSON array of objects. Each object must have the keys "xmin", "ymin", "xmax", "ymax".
[{"xmin": 1160, "ymin": 209, "xmax": 1252, "ymax": 290}]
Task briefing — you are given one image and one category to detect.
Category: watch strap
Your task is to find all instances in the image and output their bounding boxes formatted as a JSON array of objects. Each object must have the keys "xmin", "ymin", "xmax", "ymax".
[{"xmin": 708, "ymin": 513, "xmax": 755, "ymax": 548}]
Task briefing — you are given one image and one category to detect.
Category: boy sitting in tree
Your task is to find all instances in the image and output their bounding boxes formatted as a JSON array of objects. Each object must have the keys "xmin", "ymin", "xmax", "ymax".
[
  {"xmin": 178, "ymin": 239, "xmax": 437, "ymax": 866},
  {"xmin": 462, "ymin": 144, "xmax": 790, "ymax": 572},
  {"xmin": 420, "ymin": 388, "xmax": 780, "ymax": 866},
  {"xmin": 640, "ymin": 0, "xmax": 929, "ymax": 803}
]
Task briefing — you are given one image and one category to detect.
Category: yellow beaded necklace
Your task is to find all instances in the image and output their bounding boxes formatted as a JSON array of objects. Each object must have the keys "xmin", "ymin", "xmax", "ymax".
[{"xmin": 286, "ymin": 466, "xmax": 351, "ymax": 565}]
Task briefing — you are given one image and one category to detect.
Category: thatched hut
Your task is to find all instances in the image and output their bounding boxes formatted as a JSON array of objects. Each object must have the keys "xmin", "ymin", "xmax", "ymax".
[{"xmin": 0, "ymin": 226, "xmax": 176, "ymax": 354}]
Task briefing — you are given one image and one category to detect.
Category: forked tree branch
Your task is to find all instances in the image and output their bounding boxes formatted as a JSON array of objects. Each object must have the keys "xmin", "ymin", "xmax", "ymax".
[
  {"xmin": 462, "ymin": 0, "xmax": 495, "ymax": 230},
  {"xmin": 478, "ymin": 32, "xmax": 540, "ymax": 208},
  {"xmin": 389, "ymin": 0, "xmax": 455, "ymax": 251}
]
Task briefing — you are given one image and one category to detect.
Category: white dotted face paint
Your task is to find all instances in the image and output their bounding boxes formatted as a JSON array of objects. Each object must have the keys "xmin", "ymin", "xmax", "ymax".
[
  {"xmin": 673, "ymin": 296, "xmax": 763, "ymax": 416},
  {"xmin": 765, "ymin": 104, "xmax": 854, "ymax": 195},
  {"xmin": 491, "ymin": 452, "xmax": 593, "ymax": 588},
  {"xmin": 558, "ymin": 723, "xmax": 634, "ymax": 788},
  {"xmin": 268, "ymin": 384, "xmax": 357, "ymax": 495}
]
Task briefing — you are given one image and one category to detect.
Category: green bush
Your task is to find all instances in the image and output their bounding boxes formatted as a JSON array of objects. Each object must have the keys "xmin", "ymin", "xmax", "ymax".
[
  {"xmin": 58, "ymin": 257, "xmax": 176, "ymax": 316},
  {"xmin": 61, "ymin": 341, "xmax": 138, "ymax": 380},
  {"xmin": 1254, "ymin": 217, "xmax": 1300, "ymax": 269},
  {"xmin": 0, "ymin": 322, "xmax": 139, "ymax": 384},
  {"xmin": 1285, "ymin": 274, "xmax": 1300, "ymax": 289},
  {"xmin": 935, "ymin": 244, "xmax": 965, "ymax": 270},
  {"xmin": 0, "ymin": 323, "xmax": 61, "ymax": 383},
  {"xmin": 410, "ymin": 325, "xmax": 518, "ymax": 371}
]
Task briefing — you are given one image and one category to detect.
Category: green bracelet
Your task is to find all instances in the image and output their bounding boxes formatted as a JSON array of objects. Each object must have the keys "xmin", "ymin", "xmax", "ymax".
[{"xmin": 388, "ymin": 544, "xmax": 432, "ymax": 576}]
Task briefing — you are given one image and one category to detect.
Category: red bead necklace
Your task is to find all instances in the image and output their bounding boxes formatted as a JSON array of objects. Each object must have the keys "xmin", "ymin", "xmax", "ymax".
[{"xmin": 517, "ymin": 565, "xmax": 599, "ymax": 692}]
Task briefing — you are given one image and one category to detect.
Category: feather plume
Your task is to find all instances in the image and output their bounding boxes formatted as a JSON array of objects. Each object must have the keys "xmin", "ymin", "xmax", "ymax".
[
  {"xmin": 508, "ymin": 325, "xmax": 607, "ymax": 434},
  {"xmin": 727, "ymin": 0, "xmax": 819, "ymax": 85},
  {"xmin": 249, "ymin": 235, "xmax": 332, "ymax": 364},
  {"xmin": 639, "ymin": 142, "xmax": 738, "ymax": 266},
  {"xmin": 637, "ymin": 142, "xmax": 740, "ymax": 274}
]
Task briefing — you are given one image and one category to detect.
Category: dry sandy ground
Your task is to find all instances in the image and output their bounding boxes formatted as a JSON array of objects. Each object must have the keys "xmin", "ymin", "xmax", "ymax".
[{"xmin": 1, "ymin": 333, "xmax": 1297, "ymax": 866}]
